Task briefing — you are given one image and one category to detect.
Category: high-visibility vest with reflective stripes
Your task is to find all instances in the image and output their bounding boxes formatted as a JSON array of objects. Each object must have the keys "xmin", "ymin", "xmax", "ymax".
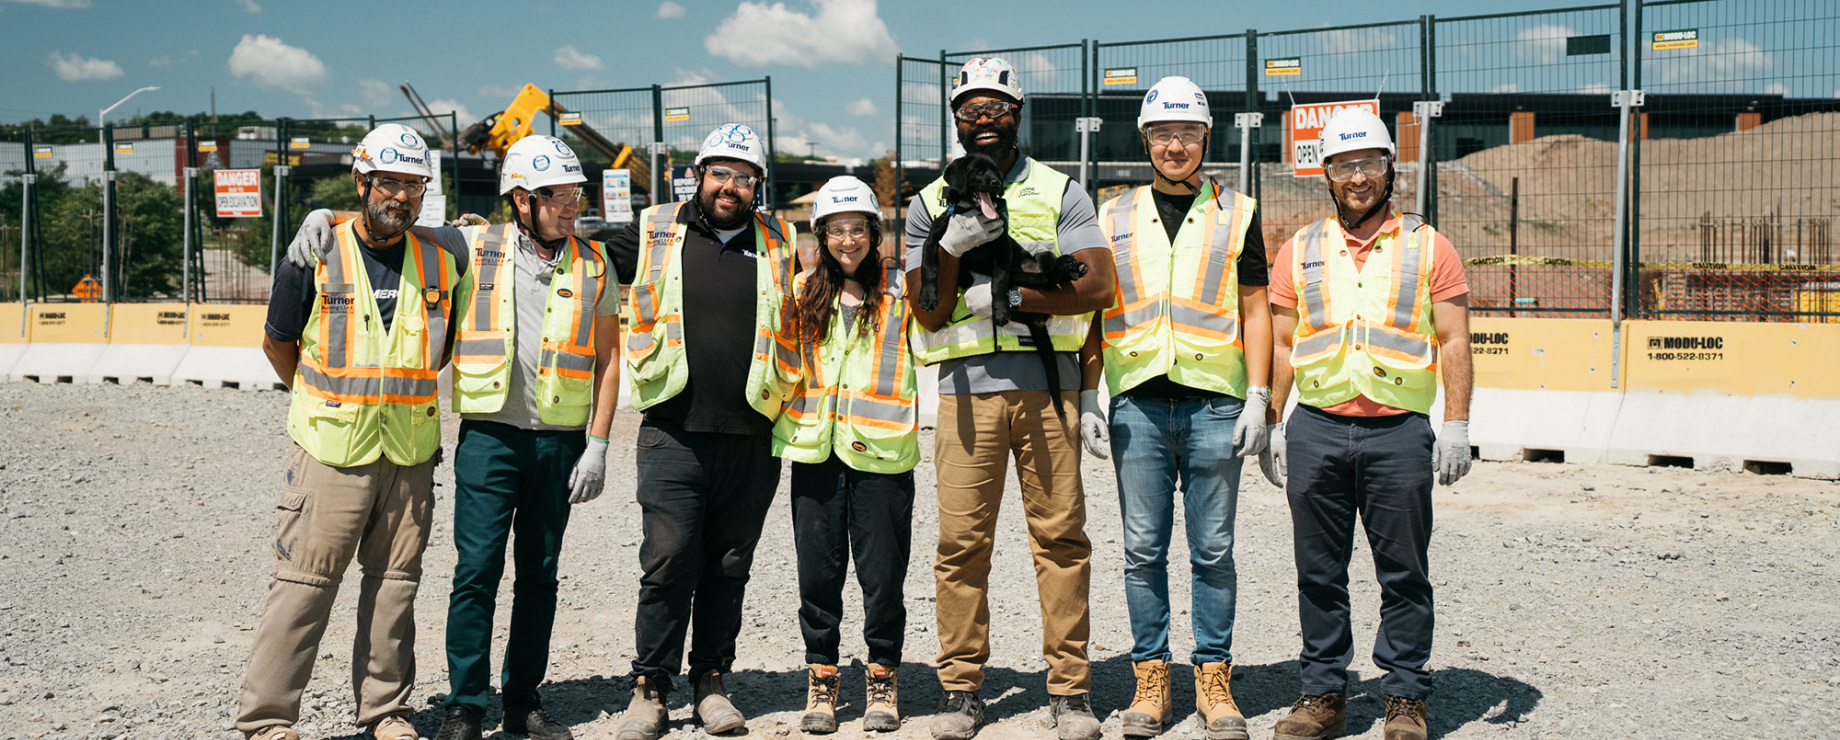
[
  {"xmin": 450, "ymin": 223, "xmax": 608, "ymax": 426},
  {"xmin": 624, "ymin": 201, "xmax": 800, "ymax": 418},
  {"xmin": 286, "ymin": 221, "xmax": 458, "ymax": 467},
  {"xmin": 1287, "ymin": 213, "xmax": 1441, "ymax": 415},
  {"xmin": 1097, "ymin": 183, "xmax": 1256, "ymax": 398},
  {"xmin": 908, "ymin": 159, "xmax": 1090, "ymax": 364},
  {"xmin": 772, "ymin": 264, "xmax": 919, "ymax": 474}
]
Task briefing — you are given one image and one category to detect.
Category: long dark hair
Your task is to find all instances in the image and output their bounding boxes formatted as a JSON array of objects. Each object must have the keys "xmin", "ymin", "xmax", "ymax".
[{"xmin": 796, "ymin": 215, "xmax": 886, "ymax": 346}]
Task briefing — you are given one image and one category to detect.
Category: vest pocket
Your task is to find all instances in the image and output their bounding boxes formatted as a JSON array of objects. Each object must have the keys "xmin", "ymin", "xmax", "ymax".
[
  {"xmin": 302, "ymin": 400, "xmax": 361, "ymax": 468},
  {"xmin": 394, "ymin": 312, "xmax": 427, "ymax": 370}
]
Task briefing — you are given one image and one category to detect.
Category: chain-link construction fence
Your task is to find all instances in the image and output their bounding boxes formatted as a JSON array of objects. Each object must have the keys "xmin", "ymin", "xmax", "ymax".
[{"xmin": 895, "ymin": 0, "xmax": 1840, "ymax": 321}]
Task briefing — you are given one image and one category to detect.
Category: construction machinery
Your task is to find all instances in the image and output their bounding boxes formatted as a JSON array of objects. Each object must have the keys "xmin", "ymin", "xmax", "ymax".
[{"xmin": 401, "ymin": 82, "xmax": 653, "ymax": 193}]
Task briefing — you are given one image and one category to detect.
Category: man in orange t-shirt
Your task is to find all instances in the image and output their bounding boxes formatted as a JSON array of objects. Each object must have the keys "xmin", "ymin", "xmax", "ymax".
[{"xmin": 1258, "ymin": 108, "xmax": 1473, "ymax": 740}]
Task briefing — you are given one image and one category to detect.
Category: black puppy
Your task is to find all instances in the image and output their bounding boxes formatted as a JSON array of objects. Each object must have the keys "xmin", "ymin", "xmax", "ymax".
[{"xmin": 919, "ymin": 152, "xmax": 1088, "ymax": 416}]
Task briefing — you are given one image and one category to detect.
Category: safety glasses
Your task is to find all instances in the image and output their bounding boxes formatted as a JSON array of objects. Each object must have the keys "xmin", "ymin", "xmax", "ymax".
[{"xmin": 1324, "ymin": 155, "xmax": 1391, "ymax": 183}]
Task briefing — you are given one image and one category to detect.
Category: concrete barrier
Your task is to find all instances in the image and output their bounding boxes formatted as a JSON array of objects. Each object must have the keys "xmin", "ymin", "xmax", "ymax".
[
  {"xmin": 11, "ymin": 304, "xmax": 109, "ymax": 383},
  {"xmin": 0, "ymin": 304, "xmax": 26, "ymax": 379},
  {"xmin": 170, "ymin": 305, "xmax": 281, "ymax": 390},
  {"xmin": 1464, "ymin": 318, "xmax": 1621, "ymax": 463},
  {"xmin": 87, "ymin": 304, "xmax": 191, "ymax": 385}
]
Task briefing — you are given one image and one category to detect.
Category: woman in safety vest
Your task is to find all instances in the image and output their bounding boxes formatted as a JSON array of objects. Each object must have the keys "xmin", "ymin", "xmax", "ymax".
[{"xmin": 773, "ymin": 175, "xmax": 917, "ymax": 735}]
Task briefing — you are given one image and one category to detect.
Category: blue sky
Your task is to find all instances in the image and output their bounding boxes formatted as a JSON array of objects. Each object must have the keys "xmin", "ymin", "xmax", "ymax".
[{"xmin": 0, "ymin": 0, "xmax": 1813, "ymax": 160}]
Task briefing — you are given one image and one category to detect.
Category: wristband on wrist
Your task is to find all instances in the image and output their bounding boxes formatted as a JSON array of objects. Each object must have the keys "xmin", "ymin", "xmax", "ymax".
[{"xmin": 589, "ymin": 435, "xmax": 610, "ymax": 444}]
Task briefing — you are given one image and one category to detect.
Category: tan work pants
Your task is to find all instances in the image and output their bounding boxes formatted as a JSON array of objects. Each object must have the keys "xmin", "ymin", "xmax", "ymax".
[
  {"xmin": 934, "ymin": 390, "xmax": 1093, "ymax": 695},
  {"xmin": 235, "ymin": 446, "xmax": 435, "ymax": 734}
]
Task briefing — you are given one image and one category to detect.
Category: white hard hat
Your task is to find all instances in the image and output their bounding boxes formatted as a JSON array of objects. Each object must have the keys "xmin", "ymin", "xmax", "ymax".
[
  {"xmin": 950, "ymin": 57, "xmax": 1023, "ymax": 105},
  {"xmin": 1318, "ymin": 107, "xmax": 1395, "ymax": 163},
  {"xmin": 809, "ymin": 176, "xmax": 879, "ymax": 229},
  {"xmin": 695, "ymin": 123, "xmax": 767, "ymax": 173},
  {"xmin": 352, "ymin": 123, "xmax": 433, "ymax": 180},
  {"xmin": 1138, "ymin": 76, "xmax": 1211, "ymax": 130},
  {"xmin": 500, "ymin": 135, "xmax": 587, "ymax": 195}
]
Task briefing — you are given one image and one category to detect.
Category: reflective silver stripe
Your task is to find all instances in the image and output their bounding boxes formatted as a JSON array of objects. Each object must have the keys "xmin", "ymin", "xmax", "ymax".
[
  {"xmin": 919, "ymin": 318, "xmax": 993, "ymax": 351},
  {"xmin": 322, "ymin": 231, "xmax": 354, "ymax": 370},
  {"xmin": 472, "ymin": 225, "xmax": 508, "ymax": 333},
  {"xmin": 627, "ymin": 333, "xmax": 654, "ymax": 353},
  {"xmin": 1294, "ymin": 326, "xmax": 1344, "ymax": 359},
  {"xmin": 1299, "ymin": 220, "xmax": 1329, "ymax": 331},
  {"xmin": 1362, "ymin": 324, "xmax": 1436, "ymax": 363},
  {"xmin": 1103, "ymin": 303, "xmax": 1161, "ymax": 335},
  {"xmin": 642, "ymin": 203, "xmax": 682, "ymax": 284},
  {"xmin": 540, "ymin": 347, "xmax": 596, "ymax": 372},
  {"xmin": 415, "ymin": 234, "xmax": 448, "ymax": 356},
  {"xmin": 1169, "ymin": 303, "xmax": 1237, "ymax": 337},
  {"xmin": 381, "ymin": 375, "xmax": 439, "ymax": 398},
  {"xmin": 632, "ymin": 282, "xmax": 658, "ymax": 326},
  {"xmin": 627, "ymin": 320, "xmax": 682, "ymax": 353},
  {"xmin": 1198, "ymin": 187, "xmax": 1231, "ymax": 305},
  {"xmin": 1110, "ymin": 187, "xmax": 1142, "ymax": 307},
  {"xmin": 569, "ymin": 236, "xmax": 598, "ymax": 348},
  {"xmin": 455, "ymin": 338, "xmax": 503, "ymax": 358},
  {"xmin": 874, "ymin": 268, "xmax": 906, "ymax": 397},
  {"xmin": 844, "ymin": 396, "xmax": 915, "ymax": 425},
  {"xmin": 298, "ymin": 363, "xmax": 377, "ymax": 397},
  {"xmin": 1389, "ymin": 221, "xmax": 1423, "ymax": 329},
  {"xmin": 787, "ymin": 390, "xmax": 824, "ymax": 415}
]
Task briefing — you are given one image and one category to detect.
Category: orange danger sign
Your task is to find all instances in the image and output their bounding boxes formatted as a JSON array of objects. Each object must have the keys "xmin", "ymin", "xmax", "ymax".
[
  {"xmin": 72, "ymin": 274, "xmax": 102, "ymax": 302},
  {"xmin": 1289, "ymin": 99, "xmax": 1381, "ymax": 178},
  {"xmin": 214, "ymin": 169, "xmax": 263, "ymax": 218}
]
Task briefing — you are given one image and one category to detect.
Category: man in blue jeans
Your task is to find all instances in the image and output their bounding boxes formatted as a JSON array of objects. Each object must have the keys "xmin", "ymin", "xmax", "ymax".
[{"xmin": 1078, "ymin": 76, "xmax": 1272, "ymax": 740}]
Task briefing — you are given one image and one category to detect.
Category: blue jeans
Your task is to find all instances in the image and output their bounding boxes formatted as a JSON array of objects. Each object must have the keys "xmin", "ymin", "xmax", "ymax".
[{"xmin": 1108, "ymin": 392, "xmax": 1246, "ymax": 665}]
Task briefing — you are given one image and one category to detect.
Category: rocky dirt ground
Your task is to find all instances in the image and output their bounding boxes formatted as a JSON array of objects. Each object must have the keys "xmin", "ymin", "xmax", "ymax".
[{"xmin": 1, "ymin": 383, "xmax": 1836, "ymax": 740}]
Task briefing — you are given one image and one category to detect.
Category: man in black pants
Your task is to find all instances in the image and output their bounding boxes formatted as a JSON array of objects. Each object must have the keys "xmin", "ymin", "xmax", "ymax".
[{"xmin": 599, "ymin": 123, "xmax": 802, "ymax": 740}]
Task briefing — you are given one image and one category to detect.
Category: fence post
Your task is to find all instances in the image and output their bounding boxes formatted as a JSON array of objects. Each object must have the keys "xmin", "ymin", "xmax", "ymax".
[
  {"xmin": 1627, "ymin": 0, "xmax": 1643, "ymax": 321},
  {"xmin": 765, "ymin": 75, "xmax": 777, "ymax": 214},
  {"xmin": 1610, "ymin": 88, "xmax": 1644, "ymax": 388},
  {"xmin": 939, "ymin": 50, "xmax": 950, "ymax": 166},
  {"xmin": 270, "ymin": 118, "xmax": 288, "ymax": 281},
  {"xmin": 19, "ymin": 127, "xmax": 33, "ymax": 312},
  {"xmin": 449, "ymin": 111, "xmax": 460, "ymax": 219},
  {"xmin": 894, "ymin": 54, "xmax": 904, "ymax": 224},
  {"xmin": 1236, "ymin": 112, "xmax": 1262, "ymax": 195},
  {"xmin": 1412, "ymin": 100, "xmax": 1442, "ymax": 218},
  {"xmin": 1245, "ymin": 30, "xmax": 1261, "ymax": 204},
  {"xmin": 651, "ymin": 84, "xmax": 666, "ymax": 204},
  {"xmin": 1082, "ymin": 39, "xmax": 1096, "ymax": 200},
  {"xmin": 102, "ymin": 124, "xmax": 116, "ymax": 304},
  {"xmin": 1423, "ymin": 14, "xmax": 1439, "ymax": 225},
  {"xmin": 182, "ymin": 123, "xmax": 195, "ymax": 322}
]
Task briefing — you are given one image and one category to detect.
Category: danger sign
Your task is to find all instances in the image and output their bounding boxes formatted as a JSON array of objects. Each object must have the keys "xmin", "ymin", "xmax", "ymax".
[
  {"xmin": 214, "ymin": 169, "xmax": 264, "ymax": 218},
  {"xmin": 1289, "ymin": 99, "xmax": 1380, "ymax": 178}
]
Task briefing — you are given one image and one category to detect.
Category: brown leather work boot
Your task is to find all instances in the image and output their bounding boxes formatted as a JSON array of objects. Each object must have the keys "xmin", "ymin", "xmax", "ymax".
[
  {"xmin": 863, "ymin": 663, "xmax": 900, "ymax": 731},
  {"xmin": 1193, "ymin": 662, "xmax": 1247, "ymax": 740},
  {"xmin": 1382, "ymin": 695, "xmax": 1428, "ymax": 740},
  {"xmin": 694, "ymin": 669, "xmax": 748, "ymax": 733},
  {"xmin": 1272, "ymin": 693, "xmax": 1346, "ymax": 740},
  {"xmin": 616, "ymin": 676, "xmax": 669, "ymax": 740},
  {"xmin": 1120, "ymin": 660, "xmax": 1172, "ymax": 736},
  {"xmin": 801, "ymin": 664, "xmax": 840, "ymax": 733}
]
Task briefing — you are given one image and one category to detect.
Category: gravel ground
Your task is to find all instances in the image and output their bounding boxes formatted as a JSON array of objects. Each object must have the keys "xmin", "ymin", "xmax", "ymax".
[{"xmin": 1, "ymin": 383, "xmax": 1836, "ymax": 740}]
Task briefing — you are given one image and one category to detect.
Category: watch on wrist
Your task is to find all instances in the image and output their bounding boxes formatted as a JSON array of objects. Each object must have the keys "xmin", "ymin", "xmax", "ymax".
[{"xmin": 1007, "ymin": 286, "xmax": 1023, "ymax": 308}]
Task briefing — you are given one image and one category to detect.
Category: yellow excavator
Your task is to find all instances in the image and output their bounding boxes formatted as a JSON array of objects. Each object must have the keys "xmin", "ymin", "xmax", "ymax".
[{"xmin": 402, "ymin": 82, "xmax": 653, "ymax": 193}]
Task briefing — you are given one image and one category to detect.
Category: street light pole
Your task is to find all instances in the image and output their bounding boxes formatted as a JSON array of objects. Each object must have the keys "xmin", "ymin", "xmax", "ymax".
[{"xmin": 98, "ymin": 86, "xmax": 159, "ymax": 304}]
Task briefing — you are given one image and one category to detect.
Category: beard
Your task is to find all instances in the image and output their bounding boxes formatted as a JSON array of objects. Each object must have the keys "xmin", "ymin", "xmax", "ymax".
[
  {"xmin": 697, "ymin": 185, "xmax": 752, "ymax": 231},
  {"xmin": 366, "ymin": 197, "xmax": 416, "ymax": 238},
  {"xmin": 961, "ymin": 122, "xmax": 1019, "ymax": 159}
]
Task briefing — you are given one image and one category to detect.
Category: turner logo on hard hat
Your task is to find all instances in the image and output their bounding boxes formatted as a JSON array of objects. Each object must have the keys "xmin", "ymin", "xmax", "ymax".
[
  {"xmin": 1137, "ymin": 76, "xmax": 1212, "ymax": 130},
  {"xmin": 553, "ymin": 139, "xmax": 571, "ymax": 155},
  {"xmin": 499, "ymin": 134, "xmax": 588, "ymax": 195},
  {"xmin": 809, "ymin": 175, "xmax": 879, "ymax": 229},
  {"xmin": 380, "ymin": 148, "xmax": 400, "ymax": 164},
  {"xmin": 399, "ymin": 132, "xmax": 421, "ymax": 147},
  {"xmin": 533, "ymin": 155, "xmax": 551, "ymax": 171},
  {"xmin": 695, "ymin": 123, "xmax": 767, "ymax": 170},
  {"xmin": 1145, "ymin": 90, "xmax": 1160, "ymax": 104}
]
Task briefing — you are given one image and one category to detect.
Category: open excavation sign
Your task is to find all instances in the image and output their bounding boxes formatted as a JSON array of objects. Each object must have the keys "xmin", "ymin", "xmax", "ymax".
[{"xmin": 214, "ymin": 169, "xmax": 263, "ymax": 218}]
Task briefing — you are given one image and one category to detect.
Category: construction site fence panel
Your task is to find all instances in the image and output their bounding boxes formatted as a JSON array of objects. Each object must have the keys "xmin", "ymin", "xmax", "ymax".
[{"xmin": 550, "ymin": 77, "xmax": 774, "ymax": 215}]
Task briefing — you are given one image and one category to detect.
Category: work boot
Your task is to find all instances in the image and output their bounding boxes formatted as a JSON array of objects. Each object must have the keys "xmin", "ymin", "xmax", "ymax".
[
  {"xmin": 1382, "ymin": 696, "xmax": 1428, "ymax": 740},
  {"xmin": 615, "ymin": 676, "xmax": 669, "ymax": 740},
  {"xmin": 247, "ymin": 727, "xmax": 299, "ymax": 740},
  {"xmin": 432, "ymin": 706, "xmax": 482, "ymax": 740},
  {"xmin": 1193, "ymin": 662, "xmax": 1248, "ymax": 740},
  {"xmin": 1048, "ymin": 692, "xmax": 1102, "ymax": 740},
  {"xmin": 801, "ymin": 664, "xmax": 841, "ymax": 733},
  {"xmin": 1120, "ymin": 660, "xmax": 1173, "ymax": 737},
  {"xmin": 369, "ymin": 713, "xmax": 419, "ymax": 740},
  {"xmin": 693, "ymin": 669, "xmax": 748, "ymax": 733},
  {"xmin": 505, "ymin": 701, "xmax": 574, "ymax": 740},
  {"xmin": 863, "ymin": 663, "xmax": 900, "ymax": 732},
  {"xmin": 930, "ymin": 690, "xmax": 983, "ymax": 740},
  {"xmin": 1272, "ymin": 694, "xmax": 1347, "ymax": 740}
]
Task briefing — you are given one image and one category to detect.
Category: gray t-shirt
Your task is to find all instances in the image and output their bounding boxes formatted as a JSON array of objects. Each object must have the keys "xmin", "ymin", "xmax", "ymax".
[
  {"xmin": 903, "ymin": 156, "xmax": 1109, "ymax": 394},
  {"xmin": 425, "ymin": 225, "xmax": 620, "ymax": 431}
]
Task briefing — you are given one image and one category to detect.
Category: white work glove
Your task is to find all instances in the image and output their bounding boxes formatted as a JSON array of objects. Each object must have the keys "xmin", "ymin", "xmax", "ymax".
[
  {"xmin": 567, "ymin": 436, "xmax": 610, "ymax": 504},
  {"xmin": 1433, "ymin": 420, "xmax": 1472, "ymax": 486},
  {"xmin": 1232, "ymin": 391, "xmax": 1270, "ymax": 458},
  {"xmin": 449, "ymin": 212, "xmax": 489, "ymax": 227},
  {"xmin": 1078, "ymin": 389, "xmax": 1109, "ymax": 460},
  {"xmin": 939, "ymin": 210, "xmax": 1004, "ymax": 257},
  {"xmin": 964, "ymin": 274, "xmax": 995, "ymax": 319},
  {"xmin": 1258, "ymin": 423, "xmax": 1286, "ymax": 489},
  {"xmin": 285, "ymin": 208, "xmax": 337, "ymax": 268}
]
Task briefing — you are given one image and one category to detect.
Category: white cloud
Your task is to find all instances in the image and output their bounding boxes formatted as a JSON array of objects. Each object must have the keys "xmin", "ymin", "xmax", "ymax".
[
  {"xmin": 1012, "ymin": 52, "xmax": 1060, "ymax": 90},
  {"xmin": 1577, "ymin": 82, "xmax": 1612, "ymax": 96},
  {"xmin": 1651, "ymin": 38, "xmax": 1773, "ymax": 92},
  {"xmin": 791, "ymin": 121, "xmax": 882, "ymax": 159},
  {"xmin": 705, "ymin": 0, "xmax": 896, "ymax": 69},
  {"xmin": 846, "ymin": 98, "xmax": 878, "ymax": 116},
  {"xmin": 1515, "ymin": 24, "xmax": 1573, "ymax": 65},
  {"xmin": 423, "ymin": 99, "xmax": 475, "ymax": 124},
  {"xmin": 48, "ymin": 51, "xmax": 123, "ymax": 81},
  {"xmin": 148, "ymin": 49, "xmax": 199, "ymax": 67},
  {"xmin": 1490, "ymin": 83, "xmax": 1519, "ymax": 94},
  {"xmin": 476, "ymin": 84, "xmax": 521, "ymax": 99},
  {"xmin": 235, "ymin": 0, "xmax": 261, "ymax": 13},
  {"xmin": 1763, "ymin": 82, "xmax": 1789, "ymax": 96},
  {"xmin": 227, "ymin": 34, "xmax": 327, "ymax": 95},
  {"xmin": 1316, "ymin": 27, "xmax": 1397, "ymax": 55},
  {"xmin": 655, "ymin": 0, "xmax": 685, "ymax": 18},
  {"xmin": 4, "ymin": 0, "xmax": 90, "ymax": 7},
  {"xmin": 668, "ymin": 67, "xmax": 715, "ymax": 86},
  {"xmin": 357, "ymin": 78, "xmax": 393, "ymax": 108},
  {"xmin": 553, "ymin": 44, "xmax": 603, "ymax": 71}
]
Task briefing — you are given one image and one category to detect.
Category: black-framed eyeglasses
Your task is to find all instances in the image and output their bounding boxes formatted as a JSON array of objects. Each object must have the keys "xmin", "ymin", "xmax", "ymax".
[
  {"xmin": 1324, "ymin": 155, "xmax": 1391, "ymax": 183},
  {"xmin": 954, "ymin": 101, "xmax": 1019, "ymax": 122},
  {"xmin": 702, "ymin": 165, "xmax": 762, "ymax": 189},
  {"xmin": 367, "ymin": 176, "xmax": 428, "ymax": 196}
]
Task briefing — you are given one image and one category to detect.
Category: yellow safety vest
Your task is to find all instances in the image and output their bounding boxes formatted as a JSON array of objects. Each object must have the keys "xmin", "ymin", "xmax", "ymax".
[
  {"xmin": 624, "ymin": 201, "xmax": 800, "ymax": 419},
  {"xmin": 287, "ymin": 221, "xmax": 458, "ymax": 467},
  {"xmin": 1287, "ymin": 213, "xmax": 1441, "ymax": 414},
  {"xmin": 450, "ymin": 223, "xmax": 608, "ymax": 426},
  {"xmin": 1097, "ymin": 183, "xmax": 1256, "ymax": 398},
  {"xmin": 772, "ymin": 264, "xmax": 919, "ymax": 474},
  {"xmin": 908, "ymin": 158, "xmax": 1090, "ymax": 365}
]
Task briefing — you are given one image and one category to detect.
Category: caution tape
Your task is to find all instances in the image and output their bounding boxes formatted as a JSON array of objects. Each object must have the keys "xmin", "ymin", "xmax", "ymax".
[{"xmin": 1462, "ymin": 254, "xmax": 1840, "ymax": 274}]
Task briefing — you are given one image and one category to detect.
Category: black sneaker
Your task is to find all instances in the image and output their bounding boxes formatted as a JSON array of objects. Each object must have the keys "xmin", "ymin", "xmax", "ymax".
[
  {"xmin": 1049, "ymin": 693, "xmax": 1101, "ymax": 740},
  {"xmin": 931, "ymin": 690, "xmax": 984, "ymax": 740},
  {"xmin": 505, "ymin": 704, "xmax": 575, "ymax": 740},
  {"xmin": 433, "ymin": 706, "xmax": 482, "ymax": 740}
]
